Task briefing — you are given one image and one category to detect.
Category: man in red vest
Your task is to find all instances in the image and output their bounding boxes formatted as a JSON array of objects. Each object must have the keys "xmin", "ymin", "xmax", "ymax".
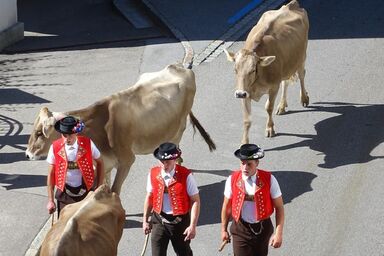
[
  {"xmin": 142, "ymin": 142, "xmax": 200, "ymax": 256},
  {"xmin": 221, "ymin": 144, "xmax": 284, "ymax": 256},
  {"xmin": 46, "ymin": 116, "xmax": 105, "ymax": 217}
]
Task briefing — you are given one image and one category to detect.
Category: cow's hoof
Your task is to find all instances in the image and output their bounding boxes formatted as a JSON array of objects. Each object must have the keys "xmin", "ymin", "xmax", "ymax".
[
  {"xmin": 301, "ymin": 95, "xmax": 309, "ymax": 107},
  {"xmin": 276, "ymin": 107, "xmax": 286, "ymax": 115},
  {"xmin": 265, "ymin": 129, "xmax": 276, "ymax": 137}
]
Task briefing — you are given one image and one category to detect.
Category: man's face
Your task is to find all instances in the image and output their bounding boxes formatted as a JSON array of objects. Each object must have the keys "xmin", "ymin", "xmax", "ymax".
[
  {"xmin": 61, "ymin": 133, "xmax": 77, "ymax": 145},
  {"xmin": 160, "ymin": 159, "xmax": 177, "ymax": 172},
  {"xmin": 240, "ymin": 159, "xmax": 259, "ymax": 177}
]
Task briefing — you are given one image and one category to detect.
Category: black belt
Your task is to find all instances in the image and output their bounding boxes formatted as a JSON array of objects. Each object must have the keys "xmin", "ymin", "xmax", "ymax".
[{"xmin": 154, "ymin": 212, "xmax": 187, "ymax": 225}]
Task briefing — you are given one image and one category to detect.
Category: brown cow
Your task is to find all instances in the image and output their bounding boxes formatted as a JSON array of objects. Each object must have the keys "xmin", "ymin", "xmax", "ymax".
[
  {"xmin": 40, "ymin": 184, "xmax": 125, "ymax": 256},
  {"xmin": 224, "ymin": 0, "xmax": 309, "ymax": 142},
  {"xmin": 26, "ymin": 64, "xmax": 216, "ymax": 194}
]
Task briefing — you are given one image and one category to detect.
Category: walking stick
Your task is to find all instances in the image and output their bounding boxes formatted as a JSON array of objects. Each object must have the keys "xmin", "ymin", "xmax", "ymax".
[
  {"xmin": 50, "ymin": 213, "xmax": 54, "ymax": 227},
  {"xmin": 218, "ymin": 238, "xmax": 230, "ymax": 252},
  {"xmin": 140, "ymin": 233, "xmax": 149, "ymax": 256}
]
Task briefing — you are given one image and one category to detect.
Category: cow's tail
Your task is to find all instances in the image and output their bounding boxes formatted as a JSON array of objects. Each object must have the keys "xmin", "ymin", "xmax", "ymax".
[{"xmin": 189, "ymin": 111, "xmax": 216, "ymax": 151}]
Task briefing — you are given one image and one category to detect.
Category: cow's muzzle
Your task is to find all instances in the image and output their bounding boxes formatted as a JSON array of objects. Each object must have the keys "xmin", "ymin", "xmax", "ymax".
[
  {"xmin": 234, "ymin": 90, "xmax": 248, "ymax": 99},
  {"xmin": 25, "ymin": 150, "xmax": 42, "ymax": 160}
]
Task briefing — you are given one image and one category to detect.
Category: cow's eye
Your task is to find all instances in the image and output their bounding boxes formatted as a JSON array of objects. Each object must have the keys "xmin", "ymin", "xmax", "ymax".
[{"xmin": 36, "ymin": 131, "xmax": 43, "ymax": 137}]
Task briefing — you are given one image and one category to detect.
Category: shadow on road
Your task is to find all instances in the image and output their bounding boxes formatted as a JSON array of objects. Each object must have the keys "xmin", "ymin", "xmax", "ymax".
[
  {"xmin": 268, "ymin": 102, "xmax": 384, "ymax": 169},
  {"xmin": 0, "ymin": 115, "xmax": 30, "ymax": 164},
  {"xmin": 0, "ymin": 173, "xmax": 46, "ymax": 190},
  {"xmin": 124, "ymin": 213, "xmax": 143, "ymax": 229}
]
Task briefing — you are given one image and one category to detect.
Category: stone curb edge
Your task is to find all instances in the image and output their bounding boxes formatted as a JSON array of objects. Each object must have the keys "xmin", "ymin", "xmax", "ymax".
[{"xmin": 25, "ymin": 213, "xmax": 56, "ymax": 256}]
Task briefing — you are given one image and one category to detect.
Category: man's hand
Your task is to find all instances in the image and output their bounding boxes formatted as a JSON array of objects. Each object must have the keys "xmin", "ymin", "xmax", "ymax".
[
  {"xmin": 143, "ymin": 221, "xmax": 152, "ymax": 235},
  {"xmin": 46, "ymin": 201, "xmax": 56, "ymax": 214},
  {"xmin": 221, "ymin": 230, "xmax": 231, "ymax": 243},
  {"xmin": 183, "ymin": 225, "xmax": 196, "ymax": 241},
  {"xmin": 270, "ymin": 233, "xmax": 283, "ymax": 248}
]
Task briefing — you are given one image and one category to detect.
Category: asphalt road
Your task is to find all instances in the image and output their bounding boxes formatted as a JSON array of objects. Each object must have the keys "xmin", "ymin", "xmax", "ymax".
[{"xmin": 1, "ymin": 0, "xmax": 384, "ymax": 255}]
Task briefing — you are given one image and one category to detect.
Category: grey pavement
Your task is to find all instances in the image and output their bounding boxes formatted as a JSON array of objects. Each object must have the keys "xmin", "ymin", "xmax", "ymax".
[
  {"xmin": 1, "ymin": 0, "xmax": 282, "ymax": 255},
  {"xmin": 2, "ymin": 0, "xmax": 384, "ymax": 256}
]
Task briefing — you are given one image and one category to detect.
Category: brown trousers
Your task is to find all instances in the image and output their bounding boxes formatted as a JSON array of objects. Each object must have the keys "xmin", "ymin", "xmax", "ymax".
[
  {"xmin": 230, "ymin": 217, "xmax": 274, "ymax": 256},
  {"xmin": 151, "ymin": 212, "xmax": 193, "ymax": 256}
]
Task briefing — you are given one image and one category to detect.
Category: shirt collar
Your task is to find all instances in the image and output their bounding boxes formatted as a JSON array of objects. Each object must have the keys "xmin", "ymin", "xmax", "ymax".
[
  {"xmin": 242, "ymin": 173, "xmax": 256, "ymax": 183},
  {"xmin": 65, "ymin": 139, "xmax": 78, "ymax": 150},
  {"xmin": 161, "ymin": 168, "xmax": 175, "ymax": 180}
]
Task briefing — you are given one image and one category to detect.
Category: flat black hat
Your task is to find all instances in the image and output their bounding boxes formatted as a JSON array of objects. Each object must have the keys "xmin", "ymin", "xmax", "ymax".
[
  {"xmin": 153, "ymin": 142, "xmax": 181, "ymax": 160},
  {"xmin": 54, "ymin": 116, "xmax": 79, "ymax": 134},
  {"xmin": 234, "ymin": 144, "xmax": 264, "ymax": 160}
]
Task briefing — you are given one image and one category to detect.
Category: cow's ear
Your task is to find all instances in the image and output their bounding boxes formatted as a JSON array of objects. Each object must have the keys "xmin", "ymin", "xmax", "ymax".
[
  {"xmin": 224, "ymin": 49, "xmax": 236, "ymax": 62},
  {"xmin": 259, "ymin": 56, "xmax": 275, "ymax": 66},
  {"xmin": 42, "ymin": 117, "xmax": 55, "ymax": 138}
]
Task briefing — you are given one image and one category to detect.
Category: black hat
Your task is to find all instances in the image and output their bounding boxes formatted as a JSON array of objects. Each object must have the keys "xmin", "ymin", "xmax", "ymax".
[
  {"xmin": 54, "ymin": 116, "xmax": 83, "ymax": 134},
  {"xmin": 234, "ymin": 144, "xmax": 264, "ymax": 160},
  {"xmin": 153, "ymin": 142, "xmax": 181, "ymax": 160}
]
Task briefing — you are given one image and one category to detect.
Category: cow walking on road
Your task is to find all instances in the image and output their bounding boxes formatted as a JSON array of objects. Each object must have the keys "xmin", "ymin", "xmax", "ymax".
[
  {"xmin": 225, "ymin": 0, "xmax": 309, "ymax": 142},
  {"xmin": 26, "ymin": 64, "xmax": 216, "ymax": 195}
]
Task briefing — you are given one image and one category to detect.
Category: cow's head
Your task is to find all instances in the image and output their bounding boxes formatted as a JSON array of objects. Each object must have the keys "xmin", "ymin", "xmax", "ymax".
[
  {"xmin": 26, "ymin": 107, "xmax": 61, "ymax": 160},
  {"xmin": 224, "ymin": 48, "xmax": 275, "ymax": 99}
]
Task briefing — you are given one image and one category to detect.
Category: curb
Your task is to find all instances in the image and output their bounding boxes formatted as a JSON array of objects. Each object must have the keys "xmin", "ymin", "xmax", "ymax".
[
  {"xmin": 24, "ymin": 213, "xmax": 55, "ymax": 256},
  {"xmin": 0, "ymin": 22, "xmax": 24, "ymax": 52}
]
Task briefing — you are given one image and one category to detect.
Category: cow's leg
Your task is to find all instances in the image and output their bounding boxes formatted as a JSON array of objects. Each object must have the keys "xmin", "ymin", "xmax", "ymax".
[
  {"xmin": 241, "ymin": 98, "xmax": 252, "ymax": 144},
  {"xmin": 111, "ymin": 152, "xmax": 136, "ymax": 195},
  {"xmin": 276, "ymin": 80, "xmax": 289, "ymax": 115},
  {"xmin": 105, "ymin": 169, "xmax": 112, "ymax": 187},
  {"xmin": 298, "ymin": 66, "xmax": 309, "ymax": 107},
  {"xmin": 265, "ymin": 89, "xmax": 278, "ymax": 137},
  {"xmin": 102, "ymin": 156, "xmax": 117, "ymax": 188}
]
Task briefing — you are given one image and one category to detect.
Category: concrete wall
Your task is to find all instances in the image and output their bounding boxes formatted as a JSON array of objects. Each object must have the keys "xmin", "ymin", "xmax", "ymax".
[{"xmin": 0, "ymin": 0, "xmax": 24, "ymax": 52}]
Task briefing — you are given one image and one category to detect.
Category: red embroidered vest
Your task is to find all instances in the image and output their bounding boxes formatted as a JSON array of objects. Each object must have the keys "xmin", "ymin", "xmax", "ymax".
[
  {"xmin": 52, "ymin": 136, "xmax": 94, "ymax": 192},
  {"xmin": 150, "ymin": 164, "xmax": 191, "ymax": 215},
  {"xmin": 231, "ymin": 169, "xmax": 274, "ymax": 222}
]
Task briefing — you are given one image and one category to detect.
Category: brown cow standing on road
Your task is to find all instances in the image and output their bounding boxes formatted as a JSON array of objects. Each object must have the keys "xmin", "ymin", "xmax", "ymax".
[
  {"xmin": 40, "ymin": 184, "xmax": 125, "ymax": 256},
  {"xmin": 26, "ymin": 64, "xmax": 216, "ymax": 194},
  {"xmin": 225, "ymin": 0, "xmax": 309, "ymax": 142}
]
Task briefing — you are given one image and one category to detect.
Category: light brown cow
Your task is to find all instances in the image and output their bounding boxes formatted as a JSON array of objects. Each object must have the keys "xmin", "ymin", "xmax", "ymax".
[
  {"xmin": 26, "ymin": 64, "xmax": 216, "ymax": 194},
  {"xmin": 40, "ymin": 184, "xmax": 125, "ymax": 256},
  {"xmin": 224, "ymin": 0, "xmax": 309, "ymax": 142}
]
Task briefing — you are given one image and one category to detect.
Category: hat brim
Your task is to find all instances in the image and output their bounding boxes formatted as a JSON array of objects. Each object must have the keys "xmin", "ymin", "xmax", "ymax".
[
  {"xmin": 153, "ymin": 148, "xmax": 181, "ymax": 160},
  {"xmin": 234, "ymin": 149, "xmax": 264, "ymax": 160},
  {"xmin": 54, "ymin": 121, "xmax": 75, "ymax": 134}
]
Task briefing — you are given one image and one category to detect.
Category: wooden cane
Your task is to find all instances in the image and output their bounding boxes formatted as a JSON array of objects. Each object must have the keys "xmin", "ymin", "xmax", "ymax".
[
  {"xmin": 218, "ymin": 238, "xmax": 230, "ymax": 252},
  {"xmin": 140, "ymin": 233, "xmax": 149, "ymax": 256},
  {"xmin": 50, "ymin": 213, "xmax": 54, "ymax": 227}
]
